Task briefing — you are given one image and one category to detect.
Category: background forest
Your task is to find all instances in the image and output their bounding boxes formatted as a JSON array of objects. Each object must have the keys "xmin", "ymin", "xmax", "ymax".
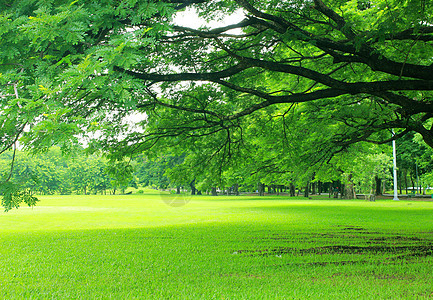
[{"xmin": 1, "ymin": 130, "xmax": 431, "ymax": 197}]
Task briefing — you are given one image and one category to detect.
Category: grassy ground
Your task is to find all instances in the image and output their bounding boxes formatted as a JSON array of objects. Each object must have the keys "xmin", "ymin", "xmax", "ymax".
[{"xmin": 0, "ymin": 192, "xmax": 432, "ymax": 299}]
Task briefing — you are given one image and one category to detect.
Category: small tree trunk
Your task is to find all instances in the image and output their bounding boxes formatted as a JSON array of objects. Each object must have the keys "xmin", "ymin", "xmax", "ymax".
[
  {"xmin": 375, "ymin": 176, "xmax": 382, "ymax": 196},
  {"xmin": 398, "ymin": 171, "xmax": 402, "ymax": 195},
  {"xmin": 190, "ymin": 179, "xmax": 196, "ymax": 195},
  {"xmin": 176, "ymin": 186, "xmax": 181, "ymax": 194}
]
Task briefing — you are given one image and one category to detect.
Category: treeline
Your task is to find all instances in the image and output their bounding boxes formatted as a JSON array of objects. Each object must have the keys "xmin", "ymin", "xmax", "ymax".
[
  {"xmin": 1, "ymin": 131, "xmax": 432, "ymax": 197},
  {"xmin": 0, "ymin": 148, "xmax": 134, "ymax": 195},
  {"xmin": 137, "ymin": 132, "xmax": 433, "ymax": 198}
]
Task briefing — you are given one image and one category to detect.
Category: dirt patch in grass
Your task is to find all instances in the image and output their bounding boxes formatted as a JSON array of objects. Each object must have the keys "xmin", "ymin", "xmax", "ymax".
[{"xmin": 236, "ymin": 244, "xmax": 433, "ymax": 257}]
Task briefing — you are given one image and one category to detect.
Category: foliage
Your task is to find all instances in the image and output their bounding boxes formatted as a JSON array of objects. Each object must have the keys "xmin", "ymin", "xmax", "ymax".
[
  {"xmin": 1, "ymin": 0, "xmax": 433, "ymax": 206},
  {"xmin": 0, "ymin": 147, "xmax": 138, "ymax": 202},
  {"xmin": 0, "ymin": 181, "xmax": 38, "ymax": 212},
  {"xmin": 349, "ymin": 151, "xmax": 392, "ymax": 195},
  {"xmin": 134, "ymin": 154, "xmax": 183, "ymax": 189}
]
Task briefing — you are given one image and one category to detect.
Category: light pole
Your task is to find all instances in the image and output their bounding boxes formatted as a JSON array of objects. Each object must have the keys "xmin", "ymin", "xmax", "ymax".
[{"xmin": 392, "ymin": 131, "xmax": 399, "ymax": 201}]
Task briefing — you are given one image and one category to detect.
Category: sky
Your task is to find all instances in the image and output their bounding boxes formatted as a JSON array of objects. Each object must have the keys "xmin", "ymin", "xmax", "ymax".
[{"xmin": 173, "ymin": 7, "xmax": 245, "ymax": 31}]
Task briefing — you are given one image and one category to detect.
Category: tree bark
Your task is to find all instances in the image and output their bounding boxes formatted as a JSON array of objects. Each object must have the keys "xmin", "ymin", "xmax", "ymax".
[
  {"xmin": 304, "ymin": 182, "xmax": 310, "ymax": 198},
  {"xmin": 342, "ymin": 175, "xmax": 355, "ymax": 199},
  {"xmin": 234, "ymin": 183, "xmax": 239, "ymax": 196},
  {"xmin": 375, "ymin": 176, "xmax": 382, "ymax": 196},
  {"xmin": 190, "ymin": 179, "xmax": 196, "ymax": 195},
  {"xmin": 289, "ymin": 183, "xmax": 295, "ymax": 197},
  {"xmin": 410, "ymin": 175, "xmax": 415, "ymax": 194},
  {"xmin": 211, "ymin": 187, "xmax": 218, "ymax": 196},
  {"xmin": 258, "ymin": 182, "xmax": 264, "ymax": 196}
]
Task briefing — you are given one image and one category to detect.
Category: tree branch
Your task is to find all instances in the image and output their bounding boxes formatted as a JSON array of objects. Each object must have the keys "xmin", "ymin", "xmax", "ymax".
[
  {"xmin": 114, "ymin": 63, "xmax": 248, "ymax": 82},
  {"xmin": 312, "ymin": 0, "xmax": 355, "ymax": 39}
]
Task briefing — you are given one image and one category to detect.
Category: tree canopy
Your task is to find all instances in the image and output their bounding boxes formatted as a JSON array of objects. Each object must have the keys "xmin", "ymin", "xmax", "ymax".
[{"xmin": 1, "ymin": 0, "xmax": 433, "ymax": 205}]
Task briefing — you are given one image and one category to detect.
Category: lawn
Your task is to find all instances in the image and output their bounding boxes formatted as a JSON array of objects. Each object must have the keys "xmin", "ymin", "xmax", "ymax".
[{"xmin": 0, "ymin": 192, "xmax": 432, "ymax": 299}]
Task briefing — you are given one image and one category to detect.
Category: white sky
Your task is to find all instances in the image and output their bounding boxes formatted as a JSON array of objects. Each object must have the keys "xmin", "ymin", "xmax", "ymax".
[{"xmin": 173, "ymin": 7, "xmax": 245, "ymax": 32}]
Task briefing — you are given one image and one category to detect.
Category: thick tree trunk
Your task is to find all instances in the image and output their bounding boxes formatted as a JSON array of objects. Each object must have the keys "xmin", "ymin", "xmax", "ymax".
[
  {"xmin": 211, "ymin": 187, "xmax": 218, "ymax": 196},
  {"xmin": 176, "ymin": 186, "xmax": 181, "ymax": 194},
  {"xmin": 289, "ymin": 183, "xmax": 295, "ymax": 197},
  {"xmin": 304, "ymin": 182, "xmax": 309, "ymax": 198},
  {"xmin": 312, "ymin": 182, "xmax": 316, "ymax": 195},
  {"xmin": 234, "ymin": 183, "xmax": 239, "ymax": 196},
  {"xmin": 342, "ymin": 175, "xmax": 354, "ymax": 199},
  {"xmin": 344, "ymin": 183, "xmax": 356, "ymax": 199},
  {"xmin": 258, "ymin": 182, "xmax": 264, "ymax": 196}
]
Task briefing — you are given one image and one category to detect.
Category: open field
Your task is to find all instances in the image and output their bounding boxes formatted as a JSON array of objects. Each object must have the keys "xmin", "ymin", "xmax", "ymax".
[{"xmin": 1, "ymin": 192, "xmax": 433, "ymax": 299}]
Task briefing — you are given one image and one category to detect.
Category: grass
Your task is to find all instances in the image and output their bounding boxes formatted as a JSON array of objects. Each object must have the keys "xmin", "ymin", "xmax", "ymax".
[{"xmin": 1, "ymin": 192, "xmax": 432, "ymax": 299}]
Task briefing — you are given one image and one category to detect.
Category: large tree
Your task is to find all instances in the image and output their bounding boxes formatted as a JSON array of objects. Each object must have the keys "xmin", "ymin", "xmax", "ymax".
[{"xmin": 1, "ymin": 0, "xmax": 432, "ymax": 204}]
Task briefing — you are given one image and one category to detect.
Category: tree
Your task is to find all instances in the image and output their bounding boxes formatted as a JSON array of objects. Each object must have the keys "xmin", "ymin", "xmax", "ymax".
[
  {"xmin": 134, "ymin": 154, "xmax": 184, "ymax": 189},
  {"xmin": 1, "ymin": 0, "xmax": 433, "ymax": 206}
]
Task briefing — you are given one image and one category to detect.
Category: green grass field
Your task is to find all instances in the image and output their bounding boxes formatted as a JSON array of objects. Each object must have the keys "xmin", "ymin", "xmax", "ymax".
[{"xmin": 1, "ymin": 192, "xmax": 432, "ymax": 299}]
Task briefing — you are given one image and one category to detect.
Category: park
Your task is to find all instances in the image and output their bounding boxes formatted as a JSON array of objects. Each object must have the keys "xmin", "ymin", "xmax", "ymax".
[
  {"xmin": 1, "ymin": 0, "xmax": 433, "ymax": 298},
  {"xmin": 1, "ymin": 192, "xmax": 433, "ymax": 298}
]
